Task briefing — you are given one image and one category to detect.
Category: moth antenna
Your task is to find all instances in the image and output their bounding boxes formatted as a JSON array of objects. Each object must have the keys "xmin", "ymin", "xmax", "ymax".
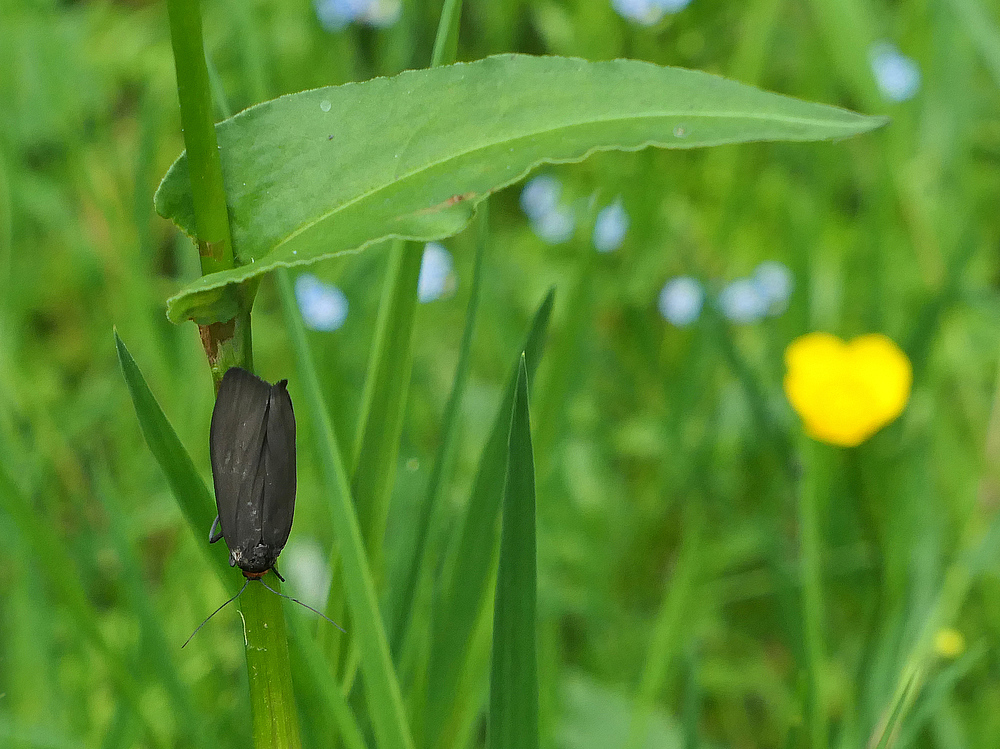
[
  {"xmin": 182, "ymin": 578, "xmax": 250, "ymax": 649},
  {"xmin": 259, "ymin": 578, "xmax": 346, "ymax": 633}
]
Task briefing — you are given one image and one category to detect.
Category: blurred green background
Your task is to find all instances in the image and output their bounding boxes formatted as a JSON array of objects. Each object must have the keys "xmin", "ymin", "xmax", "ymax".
[{"xmin": 2, "ymin": 0, "xmax": 1000, "ymax": 746}]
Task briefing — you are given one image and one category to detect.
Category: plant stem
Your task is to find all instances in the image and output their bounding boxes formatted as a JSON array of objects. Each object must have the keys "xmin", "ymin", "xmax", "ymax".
[
  {"xmin": 166, "ymin": 0, "xmax": 250, "ymax": 385},
  {"xmin": 164, "ymin": 1, "xmax": 295, "ymax": 744},
  {"xmin": 798, "ymin": 436, "xmax": 829, "ymax": 749},
  {"xmin": 240, "ymin": 579, "xmax": 302, "ymax": 749},
  {"xmin": 166, "ymin": 0, "xmax": 233, "ymax": 276}
]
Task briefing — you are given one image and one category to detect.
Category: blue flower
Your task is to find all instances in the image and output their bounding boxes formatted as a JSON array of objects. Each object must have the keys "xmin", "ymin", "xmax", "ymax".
[
  {"xmin": 532, "ymin": 208, "xmax": 576, "ymax": 244},
  {"xmin": 593, "ymin": 198, "xmax": 629, "ymax": 253},
  {"xmin": 753, "ymin": 261, "xmax": 794, "ymax": 315},
  {"xmin": 718, "ymin": 278, "xmax": 769, "ymax": 324},
  {"xmin": 295, "ymin": 273, "xmax": 349, "ymax": 331},
  {"xmin": 520, "ymin": 175, "xmax": 562, "ymax": 221},
  {"xmin": 658, "ymin": 276, "xmax": 703, "ymax": 326},
  {"xmin": 869, "ymin": 42, "xmax": 920, "ymax": 102},
  {"xmin": 418, "ymin": 243, "xmax": 456, "ymax": 303},
  {"xmin": 612, "ymin": 0, "xmax": 690, "ymax": 25},
  {"xmin": 520, "ymin": 174, "xmax": 576, "ymax": 244},
  {"xmin": 314, "ymin": 0, "xmax": 400, "ymax": 31}
]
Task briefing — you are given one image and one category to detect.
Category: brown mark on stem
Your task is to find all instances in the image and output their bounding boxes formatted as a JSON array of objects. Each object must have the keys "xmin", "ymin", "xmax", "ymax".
[
  {"xmin": 198, "ymin": 238, "xmax": 228, "ymax": 263},
  {"xmin": 199, "ymin": 318, "xmax": 236, "ymax": 379}
]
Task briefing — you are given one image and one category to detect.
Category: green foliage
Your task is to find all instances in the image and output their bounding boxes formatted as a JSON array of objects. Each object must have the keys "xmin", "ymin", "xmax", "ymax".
[{"xmin": 3, "ymin": 0, "xmax": 1000, "ymax": 747}]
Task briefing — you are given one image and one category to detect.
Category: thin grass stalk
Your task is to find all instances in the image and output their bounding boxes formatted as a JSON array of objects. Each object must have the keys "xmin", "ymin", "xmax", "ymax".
[
  {"xmin": 276, "ymin": 267, "xmax": 415, "ymax": 749},
  {"xmin": 799, "ymin": 436, "xmax": 830, "ymax": 749},
  {"xmin": 164, "ymin": 0, "xmax": 299, "ymax": 741},
  {"xmin": 388, "ymin": 204, "xmax": 487, "ymax": 659},
  {"xmin": 165, "ymin": 0, "xmax": 250, "ymax": 381}
]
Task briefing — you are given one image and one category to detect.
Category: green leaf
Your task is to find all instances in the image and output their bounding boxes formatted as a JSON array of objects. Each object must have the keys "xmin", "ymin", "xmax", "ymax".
[
  {"xmin": 425, "ymin": 288, "xmax": 554, "ymax": 746},
  {"xmin": 487, "ymin": 355, "xmax": 539, "ymax": 749},
  {"xmin": 113, "ymin": 329, "xmax": 234, "ymax": 588},
  {"xmin": 155, "ymin": 54, "xmax": 886, "ymax": 323},
  {"xmin": 275, "ymin": 269, "xmax": 415, "ymax": 749}
]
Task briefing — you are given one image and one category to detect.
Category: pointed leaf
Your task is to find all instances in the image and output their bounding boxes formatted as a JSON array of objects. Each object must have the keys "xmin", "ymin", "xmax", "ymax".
[
  {"xmin": 155, "ymin": 54, "xmax": 886, "ymax": 323},
  {"xmin": 425, "ymin": 288, "xmax": 554, "ymax": 745},
  {"xmin": 114, "ymin": 329, "xmax": 234, "ymax": 587},
  {"xmin": 488, "ymin": 355, "xmax": 539, "ymax": 749}
]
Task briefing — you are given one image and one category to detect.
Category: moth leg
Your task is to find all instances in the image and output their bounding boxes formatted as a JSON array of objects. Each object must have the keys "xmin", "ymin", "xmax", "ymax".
[
  {"xmin": 209, "ymin": 515, "xmax": 224, "ymax": 544},
  {"xmin": 270, "ymin": 566, "xmax": 286, "ymax": 583}
]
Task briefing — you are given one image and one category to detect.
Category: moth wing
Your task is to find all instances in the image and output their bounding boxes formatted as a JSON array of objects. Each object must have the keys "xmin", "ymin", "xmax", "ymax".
[
  {"xmin": 261, "ymin": 379, "xmax": 296, "ymax": 551},
  {"xmin": 210, "ymin": 368, "xmax": 271, "ymax": 551}
]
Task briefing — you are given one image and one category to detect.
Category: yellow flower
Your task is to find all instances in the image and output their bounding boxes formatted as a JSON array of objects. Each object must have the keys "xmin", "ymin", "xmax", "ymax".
[
  {"xmin": 934, "ymin": 627, "xmax": 966, "ymax": 659},
  {"xmin": 784, "ymin": 333, "xmax": 912, "ymax": 447}
]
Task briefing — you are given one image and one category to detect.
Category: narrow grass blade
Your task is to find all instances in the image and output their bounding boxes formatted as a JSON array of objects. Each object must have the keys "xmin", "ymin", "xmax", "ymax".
[
  {"xmin": 425, "ymin": 288, "xmax": 555, "ymax": 747},
  {"xmin": 946, "ymin": 0, "xmax": 1000, "ymax": 88},
  {"xmin": 113, "ymin": 329, "xmax": 235, "ymax": 588},
  {"xmin": 351, "ymin": 239, "xmax": 422, "ymax": 568},
  {"xmin": 487, "ymin": 355, "xmax": 539, "ymax": 749},
  {"xmin": 896, "ymin": 644, "xmax": 984, "ymax": 747},
  {"xmin": 387, "ymin": 205, "xmax": 488, "ymax": 658},
  {"xmin": 276, "ymin": 268, "xmax": 415, "ymax": 749},
  {"xmin": 285, "ymin": 612, "xmax": 369, "ymax": 749},
  {"xmin": 798, "ymin": 436, "xmax": 831, "ymax": 749},
  {"xmin": 429, "ymin": 0, "xmax": 463, "ymax": 68}
]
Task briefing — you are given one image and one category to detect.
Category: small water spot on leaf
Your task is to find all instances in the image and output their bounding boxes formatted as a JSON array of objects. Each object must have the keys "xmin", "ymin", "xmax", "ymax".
[{"xmin": 320, "ymin": 99, "xmax": 332, "ymax": 112}]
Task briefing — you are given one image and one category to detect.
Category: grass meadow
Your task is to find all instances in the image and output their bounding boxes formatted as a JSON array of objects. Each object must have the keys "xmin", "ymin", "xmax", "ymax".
[{"xmin": 2, "ymin": 0, "xmax": 1000, "ymax": 747}]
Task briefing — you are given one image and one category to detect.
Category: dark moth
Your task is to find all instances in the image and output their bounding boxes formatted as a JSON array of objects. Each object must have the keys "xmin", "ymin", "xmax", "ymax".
[
  {"xmin": 183, "ymin": 368, "xmax": 341, "ymax": 647},
  {"xmin": 209, "ymin": 366, "xmax": 296, "ymax": 579}
]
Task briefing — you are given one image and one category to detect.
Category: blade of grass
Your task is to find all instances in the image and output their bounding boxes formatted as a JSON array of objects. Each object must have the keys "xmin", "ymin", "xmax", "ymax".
[
  {"xmin": 387, "ymin": 204, "xmax": 488, "ymax": 659},
  {"xmin": 895, "ymin": 644, "xmax": 984, "ymax": 747},
  {"xmin": 429, "ymin": 0, "xmax": 463, "ymax": 68},
  {"xmin": 798, "ymin": 436, "xmax": 831, "ymax": 749},
  {"xmin": 351, "ymin": 239, "xmax": 422, "ymax": 567},
  {"xmin": 487, "ymin": 355, "xmax": 539, "ymax": 749},
  {"xmin": 945, "ymin": 0, "xmax": 1000, "ymax": 88},
  {"xmin": 285, "ymin": 612, "xmax": 369, "ymax": 749},
  {"xmin": 425, "ymin": 288, "xmax": 555, "ymax": 748},
  {"xmin": 276, "ymin": 267, "xmax": 415, "ymax": 749},
  {"xmin": 114, "ymin": 329, "xmax": 234, "ymax": 589}
]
